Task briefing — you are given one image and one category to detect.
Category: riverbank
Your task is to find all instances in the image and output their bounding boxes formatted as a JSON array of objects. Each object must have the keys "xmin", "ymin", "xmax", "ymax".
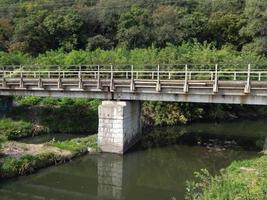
[
  {"xmin": 0, "ymin": 135, "xmax": 98, "ymax": 179},
  {"xmin": 185, "ymin": 154, "xmax": 267, "ymax": 200}
]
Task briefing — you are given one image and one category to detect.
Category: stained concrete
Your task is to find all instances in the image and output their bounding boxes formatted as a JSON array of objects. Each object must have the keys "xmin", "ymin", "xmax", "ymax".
[{"xmin": 98, "ymin": 101, "xmax": 141, "ymax": 154}]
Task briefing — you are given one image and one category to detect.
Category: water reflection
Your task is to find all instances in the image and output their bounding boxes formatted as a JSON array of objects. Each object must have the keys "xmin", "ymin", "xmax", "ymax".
[
  {"xmin": 0, "ymin": 146, "xmax": 257, "ymax": 200},
  {"xmin": 0, "ymin": 120, "xmax": 262, "ymax": 200},
  {"xmin": 97, "ymin": 154, "xmax": 123, "ymax": 200}
]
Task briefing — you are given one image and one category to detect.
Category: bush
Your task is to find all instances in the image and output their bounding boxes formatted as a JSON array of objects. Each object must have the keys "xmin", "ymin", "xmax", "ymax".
[
  {"xmin": 0, "ymin": 153, "xmax": 58, "ymax": 178},
  {"xmin": 185, "ymin": 156, "xmax": 267, "ymax": 200},
  {"xmin": 86, "ymin": 35, "xmax": 114, "ymax": 51},
  {"xmin": 0, "ymin": 118, "xmax": 34, "ymax": 139}
]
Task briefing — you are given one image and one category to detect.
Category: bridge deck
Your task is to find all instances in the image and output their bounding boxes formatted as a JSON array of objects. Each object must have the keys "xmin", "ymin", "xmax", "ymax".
[{"xmin": 0, "ymin": 65, "xmax": 267, "ymax": 105}]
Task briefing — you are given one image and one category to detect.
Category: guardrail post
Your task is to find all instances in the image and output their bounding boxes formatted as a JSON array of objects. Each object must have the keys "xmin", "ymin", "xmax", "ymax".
[
  {"xmin": 58, "ymin": 71, "xmax": 62, "ymax": 89},
  {"xmin": 213, "ymin": 64, "xmax": 218, "ymax": 93},
  {"xmin": 156, "ymin": 64, "xmax": 161, "ymax": 92},
  {"xmin": 2, "ymin": 67, "xmax": 6, "ymax": 88},
  {"xmin": 19, "ymin": 70, "xmax": 24, "ymax": 88},
  {"xmin": 2, "ymin": 77, "xmax": 6, "ymax": 88},
  {"xmin": 37, "ymin": 66, "xmax": 43, "ymax": 89},
  {"xmin": 234, "ymin": 72, "xmax": 237, "ymax": 81},
  {"xmin": 78, "ymin": 70, "xmax": 83, "ymax": 90},
  {"xmin": 258, "ymin": 72, "xmax": 261, "ymax": 81},
  {"xmin": 130, "ymin": 65, "xmax": 135, "ymax": 91},
  {"xmin": 96, "ymin": 65, "xmax": 102, "ymax": 90},
  {"xmin": 183, "ymin": 64, "xmax": 188, "ymax": 93},
  {"xmin": 244, "ymin": 64, "xmax": 251, "ymax": 94},
  {"xmin": 110, "ymin": 65, "xmax": 114, "ymax": 92}
]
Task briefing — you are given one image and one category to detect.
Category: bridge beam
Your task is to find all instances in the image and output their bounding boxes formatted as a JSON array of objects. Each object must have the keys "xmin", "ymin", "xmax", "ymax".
[{"xmin": 98, "ymin": 101, "xmax": 142, "ymax": 154}]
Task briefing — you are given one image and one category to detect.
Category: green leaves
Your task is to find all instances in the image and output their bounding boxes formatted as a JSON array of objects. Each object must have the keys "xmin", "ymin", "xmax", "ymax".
[
  {"xmin": 186, "ymin": 156, "xmax": 267, "ymax": 200},
  {"xmin": 117, "ymin": 7, "xmax": 153, "ymax": 49}
]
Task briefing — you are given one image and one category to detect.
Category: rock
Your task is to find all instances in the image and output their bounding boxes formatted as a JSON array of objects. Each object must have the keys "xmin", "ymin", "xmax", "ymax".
[{"xmin": 240, "ymin": 167, "xmax": 258, "ymax": 174}]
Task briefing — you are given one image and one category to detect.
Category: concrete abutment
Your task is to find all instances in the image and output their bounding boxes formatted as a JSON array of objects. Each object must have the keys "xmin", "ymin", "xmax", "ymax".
[{"xmin": 98, "ymin": 100, "xmax": 142, "ymax": 154}]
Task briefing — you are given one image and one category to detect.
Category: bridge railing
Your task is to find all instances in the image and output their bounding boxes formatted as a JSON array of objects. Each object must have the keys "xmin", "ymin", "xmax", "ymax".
[{"xmin": 0, "ymin": 64, "xmax": 267, "ymax": 81}]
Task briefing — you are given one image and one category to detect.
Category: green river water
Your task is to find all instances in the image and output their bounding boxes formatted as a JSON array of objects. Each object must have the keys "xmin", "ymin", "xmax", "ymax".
[{"xmin": 0, "ymin": 119, "xmax": 266, "ymax": 200}]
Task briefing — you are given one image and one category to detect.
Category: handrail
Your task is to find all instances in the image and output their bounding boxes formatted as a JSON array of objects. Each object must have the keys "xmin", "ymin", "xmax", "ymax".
[{"xmin": 0, "ymin": 64, "xmax": 267, "ymax": 82}]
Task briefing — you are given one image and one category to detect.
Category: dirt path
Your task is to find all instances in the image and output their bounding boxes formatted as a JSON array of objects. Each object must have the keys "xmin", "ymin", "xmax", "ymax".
[{"xmin": 2, "ymin": 142, "xmax": 72, "ymax": 158}]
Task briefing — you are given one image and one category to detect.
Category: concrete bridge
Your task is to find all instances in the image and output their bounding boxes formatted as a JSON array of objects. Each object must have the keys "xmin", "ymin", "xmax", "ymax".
[{"xmin": 0, "ymin": 64, "xmax": 267, "ymax": 153}]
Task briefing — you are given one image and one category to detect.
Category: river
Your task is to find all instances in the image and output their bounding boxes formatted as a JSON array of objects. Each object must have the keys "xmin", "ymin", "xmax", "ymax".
[{"xmin": 0, "ymin": 119, "xmax": 265, "ymax": 200}]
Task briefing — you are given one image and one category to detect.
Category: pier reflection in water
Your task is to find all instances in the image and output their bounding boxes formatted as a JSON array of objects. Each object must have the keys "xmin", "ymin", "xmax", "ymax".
[{"xmin": 97, "ymin": 154, "xmax": 123, "ymax": 200}]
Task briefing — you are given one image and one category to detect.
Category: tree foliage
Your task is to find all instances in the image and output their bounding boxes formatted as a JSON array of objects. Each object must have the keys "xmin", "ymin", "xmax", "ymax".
[{"xmin": 0, "ymin": 0, "xmax": 265, "ymax": 55}]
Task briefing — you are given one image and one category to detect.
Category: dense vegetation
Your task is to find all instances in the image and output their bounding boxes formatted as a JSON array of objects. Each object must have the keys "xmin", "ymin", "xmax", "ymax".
[
  {"xmin": 0, "ymin": 97, "xmax": 99, "ymax": 145},
  {"xmin": 186, "ymin": 155, "xmax": 267, "ymax": 200},
  {"xmin": 0, "ymin": 0, "xmax": 266, "ymax": 56}
]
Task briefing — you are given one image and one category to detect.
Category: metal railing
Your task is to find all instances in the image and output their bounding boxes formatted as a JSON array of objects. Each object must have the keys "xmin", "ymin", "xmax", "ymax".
[{"xmin": 0, "ymin": 64, "xmax": 267, "ymax": 81}]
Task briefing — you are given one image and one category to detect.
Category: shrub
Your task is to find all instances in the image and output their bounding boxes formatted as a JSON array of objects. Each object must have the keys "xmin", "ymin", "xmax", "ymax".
[{"xmin": 0, "ymin": 118, "xmax": 34, "ymax": 139}]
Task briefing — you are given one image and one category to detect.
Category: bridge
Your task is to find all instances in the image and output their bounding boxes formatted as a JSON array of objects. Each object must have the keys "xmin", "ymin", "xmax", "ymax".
[{"xmin": 0, "ymin": 64, "xmax": 267, "ymax": 153}]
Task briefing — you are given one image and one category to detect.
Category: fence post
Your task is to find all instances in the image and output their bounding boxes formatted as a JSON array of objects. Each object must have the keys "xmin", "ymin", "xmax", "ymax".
[
  {"xmin": 78, "ymin": 70, "xmax": 83, "ymax": 90},
  {"xmin": 244, "ymin": 64, "xmax": 251, "ymax": 94},
  {"xmin": 57, "ymin": 68, "xmax": 62, "ymax": 89},
  {"xmin": 110, "ymin": 65, "xmax": 114, "ymax": 92},
  {"xmin": 183, "ymin": 64, "xmax": 188, "ymax": 93},
  {"xmin": 96, "ymin": 65, "xmax": 102, "ymax": 90},
  {"xmin": 130, "ymin": 65, "xmax": 135, "ymax": 91},
  {"xmin": 19, "ymin": 68, "xmax": 24, "ymax": 88},
  {"xmin": 213, "ymin": 64, "xmax": 218, "ymax": 93},
  {"xmin": 2, "ymin": 67, "xmax": 6, "ymax": 88},
  {"xmin": 156, "ymin": 64, "xmax": 161, "ymax": 92}
]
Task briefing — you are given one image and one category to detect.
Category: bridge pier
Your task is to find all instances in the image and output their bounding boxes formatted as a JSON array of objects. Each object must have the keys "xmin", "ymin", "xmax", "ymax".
[
  {"xmin": 0, "ymin": 96, "xmax": 12, "ymax": 116},
  {"xmin": 98, "ymin": 101, "xmax": 142, "ymax": 154}
]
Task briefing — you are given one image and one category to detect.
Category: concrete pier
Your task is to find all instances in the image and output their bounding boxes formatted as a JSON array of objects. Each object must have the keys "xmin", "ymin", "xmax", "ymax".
[
  {"xmin": 98, "ymin": 101, "xmax": 142, "ymax": 154},
  {"xmin": 0, "ymin": 96, "xmax": 12, "ymax": 116}
]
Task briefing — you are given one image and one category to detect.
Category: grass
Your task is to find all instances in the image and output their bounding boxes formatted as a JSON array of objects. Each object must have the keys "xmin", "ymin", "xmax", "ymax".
[
  {"xmin": 0, "ymin": 153, "xmax": 59, "ymax": 178},
  {"xmin": 185, "ymin": 155, "xmax": 267, "ymax": 200},
  {"xmin": 0, "ymin": 118, "xmax": 35, "ymax": 140},
  {"xmin": 0, "ymin": 135, "xmax": 98, "ymax": 179},
  {"xmin": 49, "ymin": 135, "xmax": 98, "ymax": 153}
]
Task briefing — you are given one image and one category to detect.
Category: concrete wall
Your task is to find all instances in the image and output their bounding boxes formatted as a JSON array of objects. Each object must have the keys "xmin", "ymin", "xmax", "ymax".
[{"xmin": 98, "ymin": 101, "xmax": 142, "ymax": 154}]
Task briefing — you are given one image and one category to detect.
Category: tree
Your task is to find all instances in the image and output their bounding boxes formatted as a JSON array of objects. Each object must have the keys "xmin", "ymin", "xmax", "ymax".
[
  {"xmin": 152, "ymin": 6, "xmax": 183, "ymax": 47},
  {"xmin": 152, "ymin": 6, "xmax": 208, "ymax": 47},
  {"xmin": 117, "ymin": 7, "xmax": 153, "ymax": 49},
  {"xmin": 43, "ymin": 11, "xmax": 83, "ymax": 51},
  {"xmin": 207, "ymin": 12, "xmax": 244, "ymax": 48},
  {"xmin": 86, "ymin": 35, "xmax": 114, "ymax": 51},
  {"xmin": 240, "ymin": 0, "xmax": 267, "ymax": 54},
  {"xmin": 0, "ymin": 18, "xmax": 13, "ymax": 51},
  {"xmin": 10, "ymin": 11, "xmax": 49, "ymax": 54}
]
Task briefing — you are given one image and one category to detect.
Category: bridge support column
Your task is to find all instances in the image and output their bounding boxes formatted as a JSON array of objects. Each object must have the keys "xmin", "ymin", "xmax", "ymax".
[
  {"xmin": 98, "ymin": 101, "xmax": 142, "ymax": 154},
  {"xmin": 0, "ymin": 96, "xmax": 12, "ymax": 116}
]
